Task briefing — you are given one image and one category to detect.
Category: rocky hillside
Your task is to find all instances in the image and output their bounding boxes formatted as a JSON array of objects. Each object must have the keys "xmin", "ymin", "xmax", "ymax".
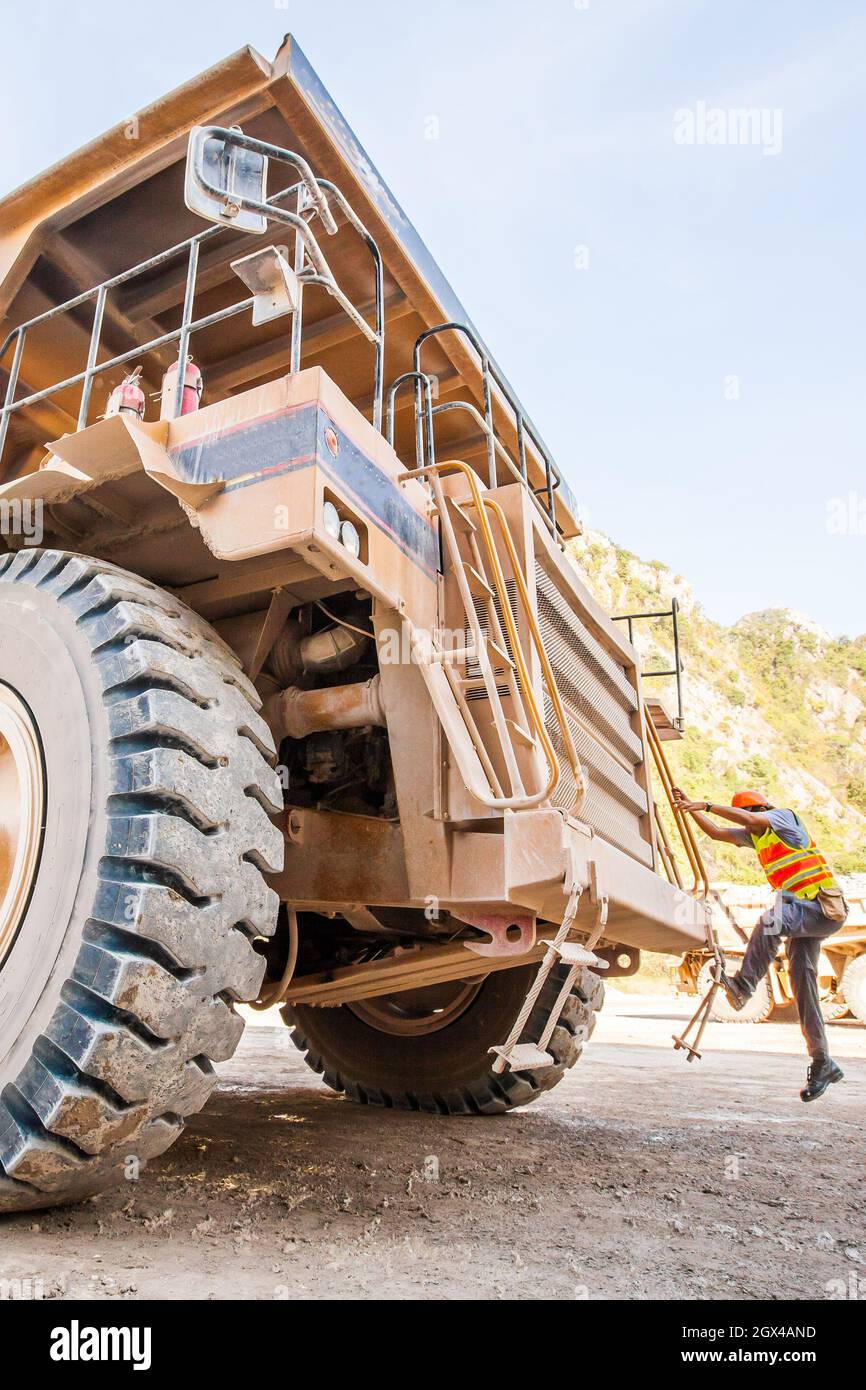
[{"xmin": 569, "ymin": 531, "xmax": 866, "ymax": 883}]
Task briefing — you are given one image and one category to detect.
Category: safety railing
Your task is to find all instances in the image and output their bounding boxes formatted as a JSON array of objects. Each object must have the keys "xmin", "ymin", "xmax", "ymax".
[
  {"xmin": 643, "ymin": 671, "xmax": 720, "ymax": 1060},
  {"xmin": 644, "ymin": 708, "xmax": 709, "ymax": 898},
  {"xmin": 0, "ymin": 138, "xmax": 385, "ymax": 472},
  {"xmin": 186, "ymin": 128, "xmax": 385, "ymax": 426},
  {"xmin": 612, "ymin": 598, "xmax": 684, "ymax": 730},
  {"xmin": 397, "ymin": 323, "xmax": 572, "ymax": 542},
  {"xmin": 398, "ymin": 455, "xmax": 584, "ymax": 810}
]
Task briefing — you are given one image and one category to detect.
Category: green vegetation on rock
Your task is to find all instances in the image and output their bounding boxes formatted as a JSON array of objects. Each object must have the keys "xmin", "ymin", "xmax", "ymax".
[{"xmin": 568, "ymin": 531, "xmax": 866, "ymax": 883}]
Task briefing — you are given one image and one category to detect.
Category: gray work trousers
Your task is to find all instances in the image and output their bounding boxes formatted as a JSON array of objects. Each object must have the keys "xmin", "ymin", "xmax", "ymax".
[{"xmin": 736, "ymin": 893, "xmax": 840, "ymax": 1057}]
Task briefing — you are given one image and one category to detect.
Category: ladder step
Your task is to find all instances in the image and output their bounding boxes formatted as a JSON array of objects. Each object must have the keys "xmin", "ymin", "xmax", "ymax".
[
  {"xmin": 489, "ymin": 1043, "xmax": 555, "ymax": 1072},
  {"xmin": 506, "ymin": 718, "xmax": 536, "ymax": 748},
  {"xmin": 487, "ymin": 638, "xmax": 515, "ymax": 670},
  {"xmin": 555, "ymin": 942, "xmax": 608, "ymax": 969},
  {"xmin": 443, "ymin": 495, "xmax": 477, "ymax": 534},
  {"xmin": 464, "ymin": 564, "xmax": 495, "ymax": 600},
  {"xmin": 436, "ymin": 643, "xmax": 476, "ymax": 665}
]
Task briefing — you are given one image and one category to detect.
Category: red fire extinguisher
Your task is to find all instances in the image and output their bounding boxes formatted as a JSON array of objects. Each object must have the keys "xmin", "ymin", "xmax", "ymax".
[
  {"xmin": 105, "ymin": 366, "xmax": 146, "ymax": 420},
  {"xmin": 160, "ymin": 354, "xmax": 203, "ymax": 419}
]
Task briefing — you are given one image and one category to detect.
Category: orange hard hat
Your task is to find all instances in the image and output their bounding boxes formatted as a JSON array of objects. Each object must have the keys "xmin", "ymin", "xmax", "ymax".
[{"xmin": 732, "ymin": 789, "xmax": 766, "ymax": 809}]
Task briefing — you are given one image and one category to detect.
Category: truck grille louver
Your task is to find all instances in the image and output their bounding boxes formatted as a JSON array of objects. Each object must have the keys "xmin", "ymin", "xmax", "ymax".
[{"xmin": 534, "ymin": 563, "xmax": 653, "ymax": 867}]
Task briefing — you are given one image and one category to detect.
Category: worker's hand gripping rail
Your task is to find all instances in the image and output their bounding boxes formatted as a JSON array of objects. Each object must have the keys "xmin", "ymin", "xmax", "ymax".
[{"xmin": 399, "ymin": 458, "xmax": 585, "ymax": 812}]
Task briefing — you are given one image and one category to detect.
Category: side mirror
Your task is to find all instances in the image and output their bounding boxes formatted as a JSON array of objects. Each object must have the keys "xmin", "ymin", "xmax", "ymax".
[{"xmin": 184, "ymin": 126, "xmax": 268, "ymax": 233}]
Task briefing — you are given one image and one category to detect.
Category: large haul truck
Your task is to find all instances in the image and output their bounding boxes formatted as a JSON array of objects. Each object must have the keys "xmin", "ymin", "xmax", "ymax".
[{"xmin": 0, "ymin": 37, "xmax": 709, "ymax": 1211}]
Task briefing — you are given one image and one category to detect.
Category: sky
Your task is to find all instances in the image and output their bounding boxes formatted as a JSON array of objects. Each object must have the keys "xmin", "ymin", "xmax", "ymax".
[{"xmin": 1, "ymin": 0, "xmax": 864, "ymax": 636}]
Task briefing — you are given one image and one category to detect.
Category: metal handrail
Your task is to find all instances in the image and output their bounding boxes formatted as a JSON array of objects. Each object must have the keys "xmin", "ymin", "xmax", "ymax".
[
  {"xmin": 412, "ymin": 323, "xmax": 566, "ymax": 539},
  {"xmin": 613, "ymin": 598, "xmax": 684, "ymax": 729},
  {"xmin": 390, "ymin": 368, "xmax": 583, "ymax": 806},
  {"xmin": 0, "ymin": 155, "xmax": 385, "ymax": 466},
  {"xmin": 644, "ymin": 708, "xmax": 709, "ymax": 897},
  {"xmin": 187, "ymin": 126, "xmax": 338, "ymax": 235},
  {"xmin": 189, "ymin": 128, "xmax": 385, "ymax": 429},
  {"xmin": 387, "ymin": 369, "xmax": 567, "ymax": 545},
  {"xmin": 0, "ymin": 177, "xmax": 306, "ymax": 454},
  {"xmin": 653, "ymin": 798, "xmax": 684, "ymax": 889},
  {"xmin": 430, "ymin": 400, "xmax": 568, "ymax": 540},
  {"xmin": 482, "ymin": 492, "xmax": 584, "ymax": 795},
  {"xmin": 386, "ymin": 371, "xmax": 435, "ymax": 468},
  {"xmin": 400, "ymin": 457, "xmax": 584, "ymax": 810}
]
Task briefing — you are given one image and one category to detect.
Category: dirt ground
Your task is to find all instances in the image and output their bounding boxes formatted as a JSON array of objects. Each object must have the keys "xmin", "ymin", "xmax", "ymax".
[{"xmin": 1, "ymin": 991, "xmax": 864, "ymax": 1301}]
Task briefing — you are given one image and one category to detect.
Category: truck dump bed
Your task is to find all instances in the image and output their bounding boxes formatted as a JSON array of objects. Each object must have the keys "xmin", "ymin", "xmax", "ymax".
[{"xmin": 0, "ymin": 36, "xmax": 577, "ymax": 532}]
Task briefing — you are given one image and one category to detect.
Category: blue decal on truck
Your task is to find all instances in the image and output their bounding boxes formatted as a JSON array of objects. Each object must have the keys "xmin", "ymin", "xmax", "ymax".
[{"xmin": 169, "ymin": 405, "xmax": 439, "ymax": 577}]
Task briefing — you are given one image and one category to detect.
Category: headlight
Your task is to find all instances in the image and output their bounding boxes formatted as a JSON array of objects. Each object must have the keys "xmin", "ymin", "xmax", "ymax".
[
  {"xmin": 322, "ymin": 500, "xmax": 341, "ymax": 539},
  {"xmin": 340, "ymin": 520, "xmax": 361, "ymax": 558}
]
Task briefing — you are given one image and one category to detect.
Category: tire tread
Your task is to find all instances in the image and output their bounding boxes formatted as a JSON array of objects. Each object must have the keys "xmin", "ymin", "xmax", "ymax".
[
  {"xmin": 0, "ymin": 551, "xmax": 283, "ymax": 1211},
  {"xmin": 285, "ymin": 961, "xmax": 604, "ymax": 1117}
]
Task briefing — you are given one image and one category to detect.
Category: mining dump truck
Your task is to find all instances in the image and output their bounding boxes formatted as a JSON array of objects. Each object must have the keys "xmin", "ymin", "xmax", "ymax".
[{"xmin": 0, "ymin": 37, "xmax": 711, "ymax": 1213}]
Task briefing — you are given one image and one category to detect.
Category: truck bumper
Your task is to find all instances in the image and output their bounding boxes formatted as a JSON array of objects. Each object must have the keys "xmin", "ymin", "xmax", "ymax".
[{"xmin": 452, "ymin": 807, "xmax": 710, "ymax": 955}]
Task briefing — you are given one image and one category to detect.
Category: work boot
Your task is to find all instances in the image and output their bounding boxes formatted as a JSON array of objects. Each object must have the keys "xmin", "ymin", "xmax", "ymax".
[
  {"xmin": 719, "ymin": 970, "xmax": 749, "ymax": 1012},
  {"xmin": 800, "ymin": 1056, "xmax": 844, "ymax": 1103}
]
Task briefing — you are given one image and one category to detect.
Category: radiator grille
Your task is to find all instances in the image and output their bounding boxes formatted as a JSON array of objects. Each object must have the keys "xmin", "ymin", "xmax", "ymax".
[
  {"xmin": 464, "ymin": 579, "xmax": 518, "ymax": 701},
  {"xmin": 535, "ymin": 563, "xmax": 653, "ymax": 867}
]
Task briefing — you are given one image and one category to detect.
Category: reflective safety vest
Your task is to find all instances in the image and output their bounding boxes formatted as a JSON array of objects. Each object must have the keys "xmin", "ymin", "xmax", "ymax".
[{"xmin": 750, "ymin": 818, "xmax": 836, "ymax": 900}]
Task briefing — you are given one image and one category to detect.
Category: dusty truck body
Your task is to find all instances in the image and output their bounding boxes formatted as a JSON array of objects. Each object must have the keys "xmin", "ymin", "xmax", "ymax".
[{"xmin": 0, "ymin": 37, "xmax": 709, "ymax": 1212}]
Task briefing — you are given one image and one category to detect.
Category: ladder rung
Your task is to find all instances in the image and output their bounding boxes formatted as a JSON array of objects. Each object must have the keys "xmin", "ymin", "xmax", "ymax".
[
  {"xmin": 555, "ymin": 942, "xmax": 608, "ymax": 968},
  {"xmin": 464, "ymin": 565, "xmax": 495, "ymax": 600},
  {"xmin": 489, "ymin": 1043, "xmax": 555, "ymax": 1072},
  {"xmin": 436, "ymin": 644, "xmax": 476, "ymax": 665},
  {"xmin": 506, "ymin": 718, "xmax": 537, "ymax": 749},
  {"xmin": 461, "ymin": 680, "xmax": 511, "ymax": 701},
  {"xmin": 443, "ymin": 495, "xmax": 477, "ymax": 534},
  {"xmin": 487, "ymin": 638, "xmax": 515, "ymax": 670}
]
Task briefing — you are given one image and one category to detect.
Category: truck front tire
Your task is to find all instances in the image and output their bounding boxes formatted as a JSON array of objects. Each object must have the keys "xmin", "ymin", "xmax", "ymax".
[{"xmin": 0, "ymin": 550, "xmax": 283, "ymax": 1212}]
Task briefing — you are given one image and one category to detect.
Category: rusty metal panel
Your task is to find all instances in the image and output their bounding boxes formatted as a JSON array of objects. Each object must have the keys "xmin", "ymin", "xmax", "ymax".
[{"xmin": 272, "ymin": 807, "xmax": 410, "ymax": 906}]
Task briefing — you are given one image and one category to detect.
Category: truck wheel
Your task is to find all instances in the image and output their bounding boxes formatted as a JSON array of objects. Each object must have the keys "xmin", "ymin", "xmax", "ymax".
[
  {"xmin": 841, "ymin": 954, "xmax": 866, "ymax": 1024},
  {"xmin": 820, "ymin": 995, "xmax": 849, "ymax": 1023},
  {"xmin": 697, "ymin": 958, "xmax": 773, "ymax": 1023},
  {"xmin": 0, "ymin": 550, "xmax": 283, "ymax": 1212},
  {"xmin": 283, "ymin": 960, "xmax": 604, "ymax": 1114}
]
